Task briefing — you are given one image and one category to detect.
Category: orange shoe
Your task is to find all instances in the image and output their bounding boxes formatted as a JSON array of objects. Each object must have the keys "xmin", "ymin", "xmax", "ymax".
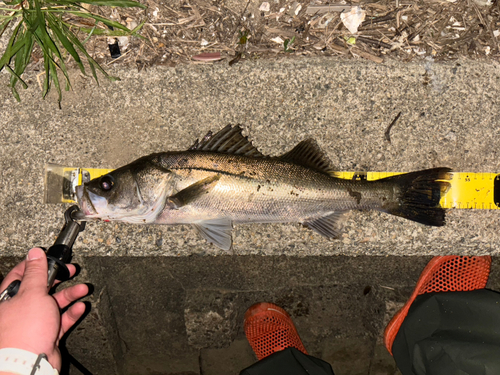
[
  {"xmin": 244, "ymin": 302, "xmax": 308, "ymax": 360},
  {"xmin": 384, "ymin": 255, "xmax": 491, "ymax": 355}
]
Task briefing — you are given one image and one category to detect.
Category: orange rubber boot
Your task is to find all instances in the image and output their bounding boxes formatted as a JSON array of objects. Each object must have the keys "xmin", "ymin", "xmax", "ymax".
[
  {"xmin": 384, "ymin": 255, "xmax": 491, "ymax": 355},
  {"xmin": 244, "ymin": 302, "xmax": 308, "ymax": 360}
]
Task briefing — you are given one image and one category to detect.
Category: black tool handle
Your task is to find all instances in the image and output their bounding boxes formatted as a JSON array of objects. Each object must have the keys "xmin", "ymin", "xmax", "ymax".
[
  {"xmin": 0, "ymin": 280, "xmax": 21, "ymax": 302},
  {"xmin": 0, "ymin": 206, "xmax": 85, "ymax": 302}
]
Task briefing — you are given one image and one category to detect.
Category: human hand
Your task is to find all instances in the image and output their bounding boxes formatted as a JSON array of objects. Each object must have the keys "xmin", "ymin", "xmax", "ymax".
[{"xmin": 0, "ymin": 248, "xmax": 89, "ymax": 371}]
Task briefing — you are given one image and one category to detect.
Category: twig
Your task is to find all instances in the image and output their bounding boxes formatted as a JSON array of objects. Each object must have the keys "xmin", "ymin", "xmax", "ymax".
[
  {"xmin": 106, "ymin": 49, "xmax": 131, "ymax": 65},
  {"xmin": 357, "ymin": 36, "xmax": 392, "ymax": 49},
  {"xmin": 385, "ymin": 112, "xmax": 401, "ymax": 143},
  {"xmin": 351, "ymin": 48, "xmax": 383, "ymax": 63},
  {"xmin": 231, "ymin": 0, "xmax": 251, "ymax": 37}
]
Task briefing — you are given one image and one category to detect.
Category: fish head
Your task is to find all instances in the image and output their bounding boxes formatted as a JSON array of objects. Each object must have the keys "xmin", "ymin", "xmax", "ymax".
[{"xmin": 75, "ymin": 156, "xmax": 173, "ymax": 223}]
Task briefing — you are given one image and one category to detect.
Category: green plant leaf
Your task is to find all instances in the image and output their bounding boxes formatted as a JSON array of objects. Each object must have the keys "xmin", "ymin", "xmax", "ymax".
[
  {"xmin": 42, "ymin": 51, "xmax": 50, "ymax": 97},
  {"xmin": 8, "ymin": 26, "xmax": 32, "ymax": 94},
  {"xmin": 65, "ymin": 26, "xmax": 110, "ymax": 80},
  {"xmin": 0, "ymin": 18, "xmax": 14, "ymax": 39},
  {"xmin": 0, "ymin": 20, "xmax": 26, "ymax": 69},
  {"xmin": 6, "ymin": 65, "xmax": 27, "ymax": 88},
  {"xmin": 46, "ymin": 13, "xmax": 85, "ymax": 74},
  {"xmin": 76, "ymin": 26, "xmax": 143, "ymax": 37},
  {"xmin": 3, "ymin": 0, "xmax": 24, "ymax": 6},
  {"xmin": 49, "ymin": 59, "xmax": 62, "ymax": 102},
  {"xmin": 284, "ymin": 36, "xmax": 295, "ymax": 52},
  {"xmin": 67, "ymin": 12, "xmax": 131, "ymax": 31},
  {"xmin": 0, "ymin": 0, "xmax": 143, "ymax": 102}
]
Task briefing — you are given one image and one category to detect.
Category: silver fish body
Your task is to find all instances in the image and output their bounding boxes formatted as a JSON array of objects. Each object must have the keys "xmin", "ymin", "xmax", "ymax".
[{"xmin": 76, "ymin": 125, "xmax": 452, "ymax": 250}]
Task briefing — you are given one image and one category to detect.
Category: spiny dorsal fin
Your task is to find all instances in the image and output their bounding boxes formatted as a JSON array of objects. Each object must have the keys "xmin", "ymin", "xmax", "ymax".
[
  {"xmin": 188, "ymin": 125, "xmax": 264, "ymax": 157},
  {"xmin": 280, "ymin": 139, "xmax": 334, "ymax": 175}
]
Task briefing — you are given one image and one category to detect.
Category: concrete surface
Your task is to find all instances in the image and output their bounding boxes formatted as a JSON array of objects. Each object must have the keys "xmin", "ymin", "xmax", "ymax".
[
  {"xmin": 50, "ymin": 255, "xmax": 500, "ymax": 375},
  {"xmin": 66, "ymin": 255, "xmax": 432, "ymax": 375},
  {"xmin": 0, "ymin": 57, "xmax": 500, "ymax": 256},
  {"xmin": 1, "ymin": 57, "xmax": 500, "ymax": 375}
]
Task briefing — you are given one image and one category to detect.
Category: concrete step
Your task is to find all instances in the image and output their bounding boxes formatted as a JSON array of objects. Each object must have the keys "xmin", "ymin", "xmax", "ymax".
[{"xmin": 49, "ymin": 255, "xmax": 499, "ymax": 375}]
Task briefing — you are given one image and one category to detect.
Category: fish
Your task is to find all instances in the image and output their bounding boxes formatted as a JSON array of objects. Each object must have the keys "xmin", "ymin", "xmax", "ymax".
[{"xmin": 75, "ymin": 125, "xmax": 452, "ymax": 250}]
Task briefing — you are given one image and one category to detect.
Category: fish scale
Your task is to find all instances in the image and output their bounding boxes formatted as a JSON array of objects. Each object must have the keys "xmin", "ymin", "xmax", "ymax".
[{"xmin": 157, "ymin": 151, "xmax": 397, "ymax": 223}]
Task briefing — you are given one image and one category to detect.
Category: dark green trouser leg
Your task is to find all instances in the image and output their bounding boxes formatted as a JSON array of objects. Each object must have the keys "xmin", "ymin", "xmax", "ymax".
[
  {"xmin": 393, "ymin": 290, "xmax": 500, "ymax": 375},
  {"xmin": 239, "ymin": 347, "xmax": 335, "ymax": 375}
]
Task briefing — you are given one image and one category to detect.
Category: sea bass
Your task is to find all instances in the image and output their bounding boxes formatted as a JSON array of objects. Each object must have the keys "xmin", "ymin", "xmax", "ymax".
[{"xmin": 75, "ymin": 125, "xmax": 452, "ymax": 250}]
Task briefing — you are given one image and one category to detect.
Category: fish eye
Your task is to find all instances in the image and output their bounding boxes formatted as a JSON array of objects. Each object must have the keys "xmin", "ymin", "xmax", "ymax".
[{"xmin": 100, "ymin": 175, "xmax": 114, "ymax": 191}]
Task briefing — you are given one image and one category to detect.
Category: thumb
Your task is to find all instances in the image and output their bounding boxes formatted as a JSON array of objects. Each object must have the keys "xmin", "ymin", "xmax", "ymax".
[{"xmin": 19, "ymin": 248, "xmax": 48, "ymax": 294}]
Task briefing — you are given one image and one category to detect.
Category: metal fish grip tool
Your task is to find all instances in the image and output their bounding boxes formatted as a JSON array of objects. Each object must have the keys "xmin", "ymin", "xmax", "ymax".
[{"xmin": 0, "ymin": 206, "xmax": 85, "ymax": 302}]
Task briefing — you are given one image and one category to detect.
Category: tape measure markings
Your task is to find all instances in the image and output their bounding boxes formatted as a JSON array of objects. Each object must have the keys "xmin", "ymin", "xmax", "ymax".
[{"xmin": 56, "ymin": 167, "xmax": 500, "ymax": 210}]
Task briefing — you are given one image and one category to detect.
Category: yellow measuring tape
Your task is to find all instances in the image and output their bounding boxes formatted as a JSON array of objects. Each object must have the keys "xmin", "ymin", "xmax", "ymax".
[
  {"xmin": 45, "ymin": 164, "xmax": 500, "ymax": 209},
  {"xmin": 334, "ymin": 171, "xmax": 500, "ymax": 210}
]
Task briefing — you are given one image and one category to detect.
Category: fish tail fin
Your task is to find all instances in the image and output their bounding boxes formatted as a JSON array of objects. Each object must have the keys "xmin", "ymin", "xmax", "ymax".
[{"xmin": 381, "ymin": 168, "xmax": 452, "ymax": 226}]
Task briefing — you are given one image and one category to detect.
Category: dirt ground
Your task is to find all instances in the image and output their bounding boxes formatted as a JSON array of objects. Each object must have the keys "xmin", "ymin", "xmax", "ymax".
[
  {"xmin": 2, "ymin": 0, "xmax": 499, "ymax": 92},
  {"xmin": 78, "ymin": 0, "xmax": 500, "ymax": 70}
]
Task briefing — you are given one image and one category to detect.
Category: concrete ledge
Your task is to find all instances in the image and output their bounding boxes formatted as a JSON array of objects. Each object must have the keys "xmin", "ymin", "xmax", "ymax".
[{"xmin": 1, "ymin": 57, "xmax": 499, "ymax": 256}]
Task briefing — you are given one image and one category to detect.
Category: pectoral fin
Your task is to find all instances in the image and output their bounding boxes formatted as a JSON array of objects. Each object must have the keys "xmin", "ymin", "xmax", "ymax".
[
  {"xmin": 303, "ymin": 211, "xmax": 346, "ymax": 239},
  {"xmin": 194, "ymin": 218, "xmax": 233, "ymax": 251},
  {"xmin": 166, "ymin": 175, "xmax": 221, "ymax": 209}
]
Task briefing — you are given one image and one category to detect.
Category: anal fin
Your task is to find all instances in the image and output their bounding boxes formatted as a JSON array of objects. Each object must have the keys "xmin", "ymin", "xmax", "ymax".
[
  {"xmin": 194, "ymin": 218, "xmax": 233, "ymax": 251},
  {"xmin": 303, "ymin": 211, "xmax": 346, "ymax": 239}
]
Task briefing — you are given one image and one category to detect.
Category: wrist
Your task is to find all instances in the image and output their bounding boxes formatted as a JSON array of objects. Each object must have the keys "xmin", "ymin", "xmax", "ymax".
[{"xmin": 0, "ymin": 349, "xmax": 58, "ymax": 375}]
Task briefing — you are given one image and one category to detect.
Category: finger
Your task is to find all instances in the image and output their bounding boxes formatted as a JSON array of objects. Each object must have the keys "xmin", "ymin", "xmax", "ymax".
[
  {"xmin": 53, "ymin": 283, "xmax": 89, "ymax": 310},
  {"xmin": 50, "ymin": 264, "xmax": 77, "ymax": 287},
  {"xmin": 18, "ymin": 248, "xmax": 48, "ymax": 294},
  {"xmin": 0, "ymin": 260, "xmax": 26, "ymax": 290},
  {"xmin": 59, "ymin": 302, "xmax": 87, "ymax": 338}
]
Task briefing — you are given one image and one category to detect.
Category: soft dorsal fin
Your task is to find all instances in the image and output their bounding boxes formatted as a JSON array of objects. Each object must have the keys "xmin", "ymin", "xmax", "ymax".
[
  {"xmin": 188, "ymin": 125, "xmax": 264, "ymax": 157},
  {"xmin": 280, "ymin": 139, "xmax": 334, "ymax": 175}
]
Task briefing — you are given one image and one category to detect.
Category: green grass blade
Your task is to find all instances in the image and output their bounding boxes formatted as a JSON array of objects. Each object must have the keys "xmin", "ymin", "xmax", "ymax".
[
  {"xmin": 64, "ymin": 28, "xmax": 107, "ymax": 76},
  {"xmin": 77, "ymin": 16, "xmax": 146, "ymax": 36},
  {"xmin": 88, "ymin": 61, "xmax": 99, "ymax": 84},
  {"xmin": 68, "ymin": 30, "xmax": 119, "ymax": 82},
  {"xmin": 10, "ymin": 82, "xmax": 21, "ymax": 101},
  {"xmin": 65, "ymin": 12, "xmax": 131, "ymax": 31},
  {"xmin": 49, "ymin": 59, "xmax": 62, "ymax": 102},
  {"xmin": 3, "ymin": 0, "xmax": 23, "ymax": 5},
  {"xmin": 5, "ymin": 64, "xmax": 28, "ymax": 89},
  {"xmin": 8, "ymin": 26, "xmax": 32, "ymax": 92},
  {"xmin": 0, "ymin": 21, "xmax": 26, "ymax": 69},
  {"xmin": 46, "ymin": 13, "xmax": 85, "ymax": 74},
  {"xmin": 42, "ymin": 51, "xmax": 50, "ymax": 97},
  {"xmin": 0, "ymin": 18, "xmax": 14, "ymax": 39},
  {"xmin": 1, "ymin": 0, "xmax": 137, "ymax": 102},
  {"xmin": 82, "ymin": 25, "xmax": 96, "ymax": 43},
  {"xmin": 31, "ymin": 0, "xmax": 65, "ymax": 62},
  {"xmin": 75, "ymin": 26, "xmax": 143, "ymax": 37}
]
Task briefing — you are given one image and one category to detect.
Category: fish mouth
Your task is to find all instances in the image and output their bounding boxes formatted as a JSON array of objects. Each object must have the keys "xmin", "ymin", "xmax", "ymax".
[{"xmin": 75, "ymin": 185, "xmax": 98, "ymax": 218}]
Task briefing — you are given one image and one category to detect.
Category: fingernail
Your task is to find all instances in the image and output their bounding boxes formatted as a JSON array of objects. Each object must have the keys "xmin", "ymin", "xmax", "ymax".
[{"xmin": 27, "ymin": 248, "xmax": 44, "ymax": 261}]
